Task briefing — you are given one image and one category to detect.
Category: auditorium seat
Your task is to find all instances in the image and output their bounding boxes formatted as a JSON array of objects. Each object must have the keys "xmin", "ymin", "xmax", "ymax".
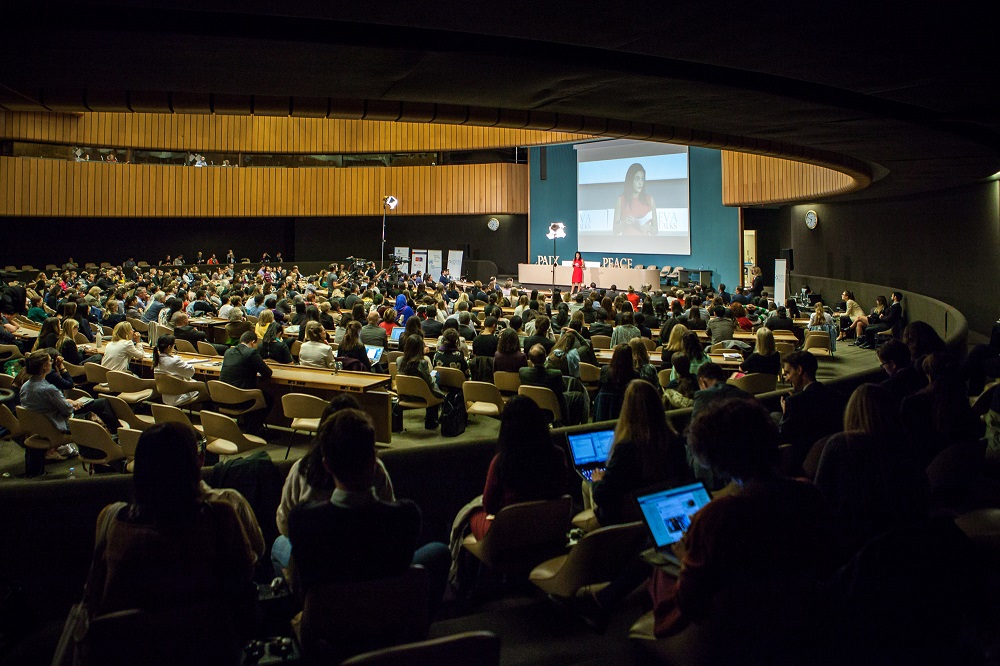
[
  {"xmin": 68, "ymin": 417, "xmax": 126, "ymax": 473},
  {"xmin": 462, "ymin": 496, "xmax": 572, "ymax": 575},
  {"xmin": 530, "ymin": 521, "xmax": 646, "ymax": 599},
  {"xmin": 340, "ymin": 631, "xmax": 500, "ymax": 666}
]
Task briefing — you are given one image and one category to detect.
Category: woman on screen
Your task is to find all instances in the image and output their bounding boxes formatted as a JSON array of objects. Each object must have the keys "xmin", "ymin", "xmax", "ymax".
[
  {"xmin": 571, "ymin": 251, "xmax": 585, "ymax": 294},
  {"xmin": 613, "ymin": 163, "xmax": 657, "ymax": 236}
]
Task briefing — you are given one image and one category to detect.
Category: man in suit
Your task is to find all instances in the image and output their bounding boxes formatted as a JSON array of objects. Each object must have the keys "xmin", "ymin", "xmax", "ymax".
[
  {"xmin": 420, "ymin": 306, "xmax": 444, "ymax": 338},
  {"xmin": 518, "ymin": 343, "xmax": 567, "ymax": 421},
  {"xmin": 219, "ymin": 330, "xmax": 273, "ymax": 434},
  {"xmin": 878, "ymin": 339, "xmax": 926, "ymax": 407},
  {"xmin": 360, "ymin": 311, "xmax": 388, "ymax": 349},
  {"xmin": 779, "ymin": 351, "xmax": 845, "ymax": 470},
  {"xmin": 287, "ymin": 409, "xmax": 448, "ymax": 612},
  {"xmin": 861, "ymin": 291, "xmax": 904, "ymax": 349},
  {"xmin": 691, "ymin": 362, "xmax": 751, "ymax": 418}
]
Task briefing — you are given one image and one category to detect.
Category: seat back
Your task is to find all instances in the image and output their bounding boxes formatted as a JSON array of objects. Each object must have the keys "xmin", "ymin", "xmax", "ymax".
[
  {"xmin": 727, "ymin": 372, "xmax": 778, "ymax": 394},
  {"xmin": 578, "ymin": 362, "xmax": 601, "ymax": 384},
  {"xmin": 16, "ymin": 406, "xmax": 74, "ymax": 448},
  {"xmin": 154, "ymin": 372, "xmax": 198, "ymax": 398},
  {"xmin": 151, "ymin": 403, "xmax": 198, "ymax": 430},
  {"xmin": 709, "ymin": 341, "xmax": 727, "ymax": 353},
  {"xmin": 102, "ymin": 395, "xmax": 148, "ymax": 431},
  {"xmin": 197, "ymin": 341, "xmax": 219, "ymax": 356},
  {"xmin": 0, "ymin": 373, "xmax": 13, "ymax": 390},
  {"xmin": 126, "ymin": 317, "xmax": 148, "ymax": 333},
  {"xmin": 518, "ymin": 385, "xmax": 562, "ymax": 422},
  {"xmin": 641, "ymin": 338, "xmax": 657, "ymax": 351},
  {"xmin": 107, "ymin": 370, "xmax": 153, "ymax": 394},
  {"xmin": 116, "ymin": 427, "xmax": 142, "ymax": 459},
  {"xmin": 207, "ymin": 379, "xmax": 253, "ymax": 406},
  {"xmin": 0, "ymin": 344, "xmax": 23, "ymax": 362},
  {"xmin": 657, "ymin": 369, "xmax": 672, "ymax": 390},
  {"xmin": 472, "ymin": 496, "xmax": 572, "ymax": 572},
  {"xmin": 74, "ymin": 332, "xmax": 90, "ymax": 344},
  {"xmin": 85, "ymin": 362, "xmax": 111, "ymax": 385},
  {"xmin": 492, "ymin": 371, "xmax": 521, "ymax": 397},
  {"xmin": 62, "ymin": 360, "xmax": 87, "ymax": 379},
  {"xmin": 0, "ymin": 404, "xmax": 24, "ymax": 439},
  {"xmin": 462, "ymin": 381, "xmax": 504, "ymax": 414},
  {"xmin": 199, "ymin": 410, "xmax": 262, "ymax": 453},
  {"xmin": 340, "ymin": 631, "xmax": 500, "ymax": 666},
  {"xmin": 435, "ymin": 367, "xmax": 466, "ymax": 391},
  {"xmin": 394, "ymin": 375, "xmax": 441, "ymax": 408},
  {"xmin": 299, "ymin": 565, "xmax": 429, "ymax": 663},
  {"xmin": 803, "ymin": 331, "xmax": 832, "ymax": 356},
  {"xmin": 68, "ymin": 417, "xmax": 125, "ymax": 466},
  {"xmin": 281, "ymin": 393, "xmax": 328, "ymax": 420},
  {"xmin": 385, "ymin": 351, "xmax": 403, "ymax": 366},
  {"xmin": 173, "ymin": 338, "xmax": 197, "ymax": 353},
  {"xmin": 531, "ymin": 521, "xmax": 647, "ymax": 599},
  {"xmin": 590, "ymin": 335, "xmax": 612, "ymax": 350}
]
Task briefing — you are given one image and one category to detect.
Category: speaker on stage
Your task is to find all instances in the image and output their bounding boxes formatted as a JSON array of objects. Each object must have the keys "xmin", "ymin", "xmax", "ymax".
[{"xmin": 779, "ymin": 248, "xmax": 794, "ymax": 271}]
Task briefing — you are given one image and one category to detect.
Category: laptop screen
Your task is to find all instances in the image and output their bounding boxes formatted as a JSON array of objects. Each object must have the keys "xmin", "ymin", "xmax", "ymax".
[
  {"xmin": 389, "ymin": 327, "xmax": 405, "ymax": 342},
  {"xmin": 365, "ymin": 345, "xmax": 384, "ymax": 364},
  {"xmin": 566, "ymin": 429, "xmax": 615, "ymax": 468},
  {"xmin": 636, "ymin": 482, "xmax": 712, "ymax": 548}
]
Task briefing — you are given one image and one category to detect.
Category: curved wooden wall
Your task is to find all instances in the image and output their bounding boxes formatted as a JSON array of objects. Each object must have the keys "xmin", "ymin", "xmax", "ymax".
[
  {"xmin": 0, "ymin": 111, "xmax": 591, "ymax": 153},
  {"xmin": 0, "ymin": 157, "xmax": 527, "ymax": 217},
  {"xmin": 721, "ymin": 151, "xmax": 861, "ymax": 206}
]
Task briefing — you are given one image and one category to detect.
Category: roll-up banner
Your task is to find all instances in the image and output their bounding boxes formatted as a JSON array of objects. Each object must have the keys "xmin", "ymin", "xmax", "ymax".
[
  {"xmin": 447, "ymin": 250, "xmax": 464, "ymax": 279},
  {"xmin": 427, "ymin": 250, "xmax": 444, "ymax": 282}
]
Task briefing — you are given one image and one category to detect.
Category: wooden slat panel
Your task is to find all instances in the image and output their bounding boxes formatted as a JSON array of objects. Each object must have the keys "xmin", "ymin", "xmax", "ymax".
[{"xmin": 721, "ymin": 151, "xmax": 860, "ymax": 206}]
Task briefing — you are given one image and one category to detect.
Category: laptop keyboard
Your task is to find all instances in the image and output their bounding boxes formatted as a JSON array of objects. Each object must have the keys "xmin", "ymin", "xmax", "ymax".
[{"xmin": 580, "ymin": 467, "xmax": 606, "ymax": 483}]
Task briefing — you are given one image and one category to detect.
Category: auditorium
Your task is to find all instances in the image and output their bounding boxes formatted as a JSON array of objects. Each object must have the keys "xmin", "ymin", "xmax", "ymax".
[{"xmin": 1, "ymin": 4, "xmax": 999, "ymax": 664}]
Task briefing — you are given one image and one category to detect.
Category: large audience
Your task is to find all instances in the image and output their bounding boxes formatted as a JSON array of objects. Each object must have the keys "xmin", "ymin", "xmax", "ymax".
[{"xmin": 1, "ymin": 255, "xmax": 999, "ymax": 663}]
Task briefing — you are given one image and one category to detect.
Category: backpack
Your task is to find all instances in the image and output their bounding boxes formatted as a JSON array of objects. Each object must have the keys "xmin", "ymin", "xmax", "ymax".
[{"xmin": 440, "ymin": 389, "xmax": 467, "ymax": 437}]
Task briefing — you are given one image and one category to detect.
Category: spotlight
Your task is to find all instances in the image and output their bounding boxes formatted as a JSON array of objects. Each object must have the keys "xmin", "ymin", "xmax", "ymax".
[
  {"xmin": 546, "ymin": 222, "xmax": 567, "ymax": 240},
  {"xmin": 382, "ymin": 195, "xmax": 398, "ymax": 210}
]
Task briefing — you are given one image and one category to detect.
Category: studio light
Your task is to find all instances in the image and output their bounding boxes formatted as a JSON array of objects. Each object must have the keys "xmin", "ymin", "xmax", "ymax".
[
  {"xmin": 382, "ymin": 195, "xmax": 398, "ymax": 210},
  {"xmin": 381, "ymin": 195, "xmax": 399, "ymax": 270},
  {"xmin": 546, "ymin": 221, "xmax": 567, "ymax": 292}
]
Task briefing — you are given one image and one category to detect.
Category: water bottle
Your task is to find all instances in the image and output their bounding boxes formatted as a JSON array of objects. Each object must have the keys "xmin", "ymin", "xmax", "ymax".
[{"xmin": 67, "ymin": 467, "xmax": 75, "ymax": 479}]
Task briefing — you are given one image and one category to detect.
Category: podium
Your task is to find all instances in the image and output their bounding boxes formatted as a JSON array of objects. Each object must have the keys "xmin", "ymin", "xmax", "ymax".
[{"xmin": 676, "ymin": 269, "xmax": 712, "ymax": 287}]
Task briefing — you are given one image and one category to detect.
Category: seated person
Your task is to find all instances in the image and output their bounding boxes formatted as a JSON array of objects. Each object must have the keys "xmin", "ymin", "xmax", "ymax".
[
  {"xmin": 587, "ymin": 308, "xmax": 614, "ymax": 337},
  {"xmin": 287, "ymin": 409, "xmax": 448, "ymax": 614},
  {"xmin": 433, "ymin": 328, "xmax": 469, "ymax": 377},
  {"xmin": 336, "ymin": 320, "xmax": 372, "ymax": 372},
  {"xmin": 763, "ymin": 305, "xmax": 796, "ymax": 334},
  {"xmin": 172, "ymin": 311, "xmax": 227, "ymax": 354},
  {"xmin": 779, "ymin": 351, "xmax": 846, "ymax": 471},
  {"xmin": 707, "ymin": 306, "xmax": 735, "ymax": 345},
  {"xmin": 100, "ymin": 321, "xmax": 144, "ymax": 373},
  {"xmin": 298, "ymin": 321, "xmax": 336, "ymax": 369},
  {"xmin": 465, "ymin": 396, "xmax": 566, "ymax": 540},
  {"xmin": 472, "ymin": 316, "xmax": 499, "ymax": 357},
  {"xmin": 84, "ymin": 424, "xmax": 257, "ymax": 658},
  {"xmin": 610, "ymin": 311, "xmax": 642, "ymax": 347},
  {"xmin": 522, "ymin": 315, "xmax": 555, "ymax": 355},
  {"xmin": 398, "ymin": 334, "xmax": 444, "ymax": 429},
  {"xmin": 493, "ymin": 327, "xmax": 528, "ymax": 373},
  {"xmin": 152, "ymin": 334, "xmax": 209, "ymax": 406},
  {"xmin": 259, "ymin": 321, "xmax": 294, "ymax": 364},
  {"xmin": 650, "ymin": 399, "xmax": 842, "ymax": 653},
  {"xmin": 519, "ymin": 343, "xmax": 567, "ymax": 420},
  {"xmin": 740, "ymin": 327, "xmax": 781, "ymax": 377}
]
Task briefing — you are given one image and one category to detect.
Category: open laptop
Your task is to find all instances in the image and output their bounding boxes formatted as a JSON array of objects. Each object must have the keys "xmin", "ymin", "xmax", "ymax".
[
  {"xmin": 565, "ymin": 428, "xmax": 614, "ymax": 482},
  {"xmin": 635, "ymin": 482, "xmax": 713, "ymax": 567},
  {"xmin": 388, "ymin": 326, "xmax": 405, "ymax": 348},
  {"xmin": 365, "ymin": 345, "xmax": 385, "ymax": 365}
]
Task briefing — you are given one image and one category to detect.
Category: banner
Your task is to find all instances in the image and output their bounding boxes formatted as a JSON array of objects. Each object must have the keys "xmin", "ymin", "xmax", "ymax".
[
  {"xmin": 447, "ymin": 250, "xmax": 464, "ymax": 280},
  {"xmin": 427, "ymin": 249, "xmax": 444, "ymax": 281},
  {"xmin": 394, "ymin": 246, "xmax": 410, "ymax": 274},
  {"xmin": 411, "ymin": 250, "xmax": 427, "ymax": 278},
  {"xmin": 773, "ymin": 259, "xmax": 787, "ymax": 305}
]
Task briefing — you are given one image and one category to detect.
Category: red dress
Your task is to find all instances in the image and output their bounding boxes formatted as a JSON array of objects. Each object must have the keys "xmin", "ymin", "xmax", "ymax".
[{"xmin": 572, "ymin": 258, "xmax": 584, "ymax": 284}]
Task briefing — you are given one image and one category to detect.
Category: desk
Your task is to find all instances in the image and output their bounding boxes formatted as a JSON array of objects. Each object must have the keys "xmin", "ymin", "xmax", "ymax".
[
  {"xmin": 14, "ymin": 327, "xmax": 39, "ymax": 341},
  {"xmin": 733, "ymin": 330, "xmax": 797, "ymax": 342},
  {"xmin": 518, "ymin": 264, "xmax": 660, "ymax": 290},
  {"xmin": 132, "ymin": 351, "xmax": 395, "ymax": 443},
  {"xmin": 708, "ymin": 353, "xmax": 743, "ymax": 369}
]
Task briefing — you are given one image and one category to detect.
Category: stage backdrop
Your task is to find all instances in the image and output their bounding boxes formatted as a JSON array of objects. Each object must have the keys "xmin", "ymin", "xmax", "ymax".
[{"xmin": 529, "ymin": 145, "xmax": 740, "ymax": 290}]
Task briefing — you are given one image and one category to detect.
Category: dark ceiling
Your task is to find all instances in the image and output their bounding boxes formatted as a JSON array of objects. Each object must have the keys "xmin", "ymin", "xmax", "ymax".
[{"xmin": 3, "ymin": 1, "xmax": 999, "ymax": 201}]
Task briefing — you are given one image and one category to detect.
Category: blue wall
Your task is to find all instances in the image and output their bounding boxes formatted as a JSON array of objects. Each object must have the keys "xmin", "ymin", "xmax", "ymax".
[{"xmin": 529, "ymin": 144, "xmax": 740, "ymax": 289}]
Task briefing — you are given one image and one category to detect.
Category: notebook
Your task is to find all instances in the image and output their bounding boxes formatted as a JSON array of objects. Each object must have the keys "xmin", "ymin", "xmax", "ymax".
[
  {"xmin": 635, "ymin": 482, "xmax": 713, "ymax": 566},
  {"xmin": 565, "ymin": 428, "xmax": 614, "ymax": 482},
  {"xmin": 365, "ymin": 345, "xmax": 385, "ymax": 365}
]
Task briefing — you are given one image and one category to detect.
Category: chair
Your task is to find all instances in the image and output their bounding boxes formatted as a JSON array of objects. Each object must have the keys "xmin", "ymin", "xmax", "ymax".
[
  {"xmin": 68, "ymin": 417, "xmax": 126, "ymax": 472},
  {"xmin": 84, "ymin": 362, "xmax": 115, "ymax": 395},
  {"xmin": 590, "ymin": 335, "xmax": 612, "ymax": 350},
  {"xmin": 106, "ymin": 370, "xmax": 156, "ymax": 404},
  {"xmin": 295, "ymin": 565, "xmax": 430, "ymax": 664},
  {"xmin": 518, "ymin": 385, "xmax": 562, "ymax": 425},
  {"xmin": 74, "ymin": 332, "xmax": 90, "ymax": 344},
  {"xmin": 127, "ymin": 317, "xmax": 149, "ymax": 335},
  {"xmin": 154, "ymin": 373, "xmax": 209, "ymax": 408},
  {"xmin": 394, "ymin": 375, "xmax": 445, "ymax": 419},
  {"xmin": 529, "ymin": 521, "xmax": 647, "ymax": 599},
  {"xmin": 16, "ymin": 406, "xmax": 74, "ymax": 476},
  {"xmin": 116, "ymin": 427, "xmax": 142, "ymax": 471},
  {"xmin": 0, "ymin": 344, "xmax": 23, "ymax": 363},
  {"xmin": 172, "ymin": 338, "xmax": 197, "ymax": 353},
  {"xmin": 0, "ymin": 404, "xmax": 24, "ymax": 440},
  {"xmin": 340, "ymin": 631, "xmax": 500, "ymax": 666},
  {"xmin": 803, "ymin": 331, "xmax": 833, "ymax": 357},
  {"xmin": 207, "ymin": 380, "xmax": 267, "ymax": 421},
  {"xmin": 658, "ymin": 368, "xmax": 672, "ymax": 390},
  {"xmin": 463, "ymin": 381, "xmax": 505, "ymax": 418},
  {"xmin": 150, "ymin": 402, "xmax": 216, "ymax": 440},
  {"xmin": 246, "ymin": 315, "xmax": 259, "ymax": 325},
  {"xmin": 280, "ymin": 393, "xmax": 328, "ymax": 455},
  {"xmin": 197, "ymin": 341, "xmax": 219, "ymax": 356},
  {"xmin": 199, "ymin": 410, "xmax": 267, "ymax": 455},
  {"xmin": 971, "ymin": 380, "xmax": 1000, "ymax": 416},
  {"xmin": 492, "ymin": 371, "xmax": 521, "ymax": 402},
  {"xmin": 641, "ymin": 338, "xmax": 657, "ymax": 352},
  {"xmin": 104, "ymin": 395, "xmax": 155, "ymax": 431},
  {"xmin": 385, "ymin": 350, "xmax": 403, "ymax": 367},
  {"xmin": 462, "ymin": 496, "xmax": 572, "ymax": 575},
  {"xmin": 435, "ymin": 366, "xmax": 467, "ymax": 392},
  {"xmin": 45, "ymin": 264, "xmax": 58, "ymax": 271},
  {"xmin": 62, "ymin": 360, "xmax": 88, "ymax": 381},
  {"xmin": 727, "ymin": 372, "xmax": 778, "ymax": 394},
  {"xmin": 288, "ymin": 339, "xmax": 302, "ymax": 360},
  {"xmin": 578, "ymin": 362, "xmax": 601, "ymax": 398}
]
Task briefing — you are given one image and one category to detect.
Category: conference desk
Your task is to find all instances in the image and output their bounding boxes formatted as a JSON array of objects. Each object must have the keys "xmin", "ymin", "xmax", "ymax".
[
  {"xmin": 733, "ymin": 330, "xmax": 797, "ymax": 342},
  {"xmin": 130, "ymin": 351, "xmax": 395, "ymax": 443},
  {"xmin": 593, "ymin": 349, "xmax": 742, "ymax": 370},
  {"xmin": 518, "ymin": 264, "xmax": 660, "ymax": 290}
]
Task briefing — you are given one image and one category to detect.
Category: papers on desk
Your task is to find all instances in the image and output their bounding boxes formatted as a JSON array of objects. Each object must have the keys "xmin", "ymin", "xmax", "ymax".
[
  {"xmin": 722, "ymin": 353, "xmax": 742, "ymax": 361},
  {"xmin": 284, "ymin": 325, "xmax": 300, "ymax": 335}
]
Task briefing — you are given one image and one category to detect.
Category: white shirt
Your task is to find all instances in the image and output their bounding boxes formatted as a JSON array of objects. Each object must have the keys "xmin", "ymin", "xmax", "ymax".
[
  {"xmin": 298, "ymin": 341, "xmax": 336, "ymax": 369},
  {"xmin": 100, "ymin": 339, "xmax": 144, "ymax": 373},
  {"xmin": 154, "ymin": 353, "xmax": 199, "ymax": 406}
]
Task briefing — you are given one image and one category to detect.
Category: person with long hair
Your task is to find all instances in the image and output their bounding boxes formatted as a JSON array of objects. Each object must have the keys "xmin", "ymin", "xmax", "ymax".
[
  {"xmin": 31, "ymin": 316, "xmax": 62, "ymax": 352},
  {"xmin": 298, "ymin": 321, "xmax": 336, "ymax": 368},
  {"xmin": 153, "ymin": 333, "xmax": 209, "ymax": 405},
  {"xmin": 740, "ymin": 327, "xmax": 780, "ymax": 377},
  {"xmin": 670, "ymin": 332, "xmax": 708, "ymax": 381},
  {"xmin": 336, "ymin": 320, "xmax": 372, "ymax": 371},
  {"xmin": 100, "ymin": 321, "xmax": 144, "ymax": 373},
  {"xmin": 663, "ymin": 353, "xmax": 697, "ymax": 409},
  {"xmin": 590, "ymin": 380, "xmax": 691, "ymax": 525},
  {"xmin": 628, "ymin": 337, "xmax": 658, "ymax": 386},
  {"xmin": 433, "ymin": 328, "xmax": 469, "ymax": 376},
  {"xmin": 571, "ymin": 251, "xmax": 585, "ymax": 294},
  {"xmin": 467, "ymin": 396, "xmax": 566, "ymax": 539},
  {"xmin": 398, "ymin": 333, "xmax": 444, "ymax": 428},
  {"xmin": 595, "ymin": 344, "xmax": 638, "ymax": 421},
  {"xmin": 84, "ymin": 423, "xmax": 256, "ymax": 657},
  {"xmin": 254, "ymin": 308, "xmax": 275, "ymax": 340},
  {"xmin": 613, "ymin": 163, "xmax": 657, "ymax": 236},
  {"xmin": 493, "ymin": 327, "xmax": 528, "ymax": 373},
  {"xmin": 55, "ymin": 317, "xmax": 86, "ymax": 365},
  {"xmin": 260, "ymin": 321, "xmax": 293, "ymax": 364}
]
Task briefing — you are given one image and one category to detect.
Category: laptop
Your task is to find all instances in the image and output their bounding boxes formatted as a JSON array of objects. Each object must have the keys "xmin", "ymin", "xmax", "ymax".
[
  {"xmin": 565, "ymin": 428, "xmax": 615, "ymax": 482},
  {"xmin": 635, "ymin": 482, "xmax": 713, "ymax": 566},
  {"xmin": 365, "ymin": 345, "xmax": 385, "ymax": 365},
  {"xmin": 388, "ymin": 326, "xmax": 405, "ymax": 348}
]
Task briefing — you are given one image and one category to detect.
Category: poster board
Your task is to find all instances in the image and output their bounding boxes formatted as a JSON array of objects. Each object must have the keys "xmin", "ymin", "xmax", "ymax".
[
  {"xmin": 773, "ymin": 259, "xmax": 787, "ymax": 305},
  {"xmin": 427, "ymin": 250, "xmax": 444, "ymax": 281},
  {"xmin": 447, "ymin": 250, "xmax": 464, "ymax": 279},
  {"xmin": 411, "ymin": 250, "xmax": 427, "ymax": 278}
]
